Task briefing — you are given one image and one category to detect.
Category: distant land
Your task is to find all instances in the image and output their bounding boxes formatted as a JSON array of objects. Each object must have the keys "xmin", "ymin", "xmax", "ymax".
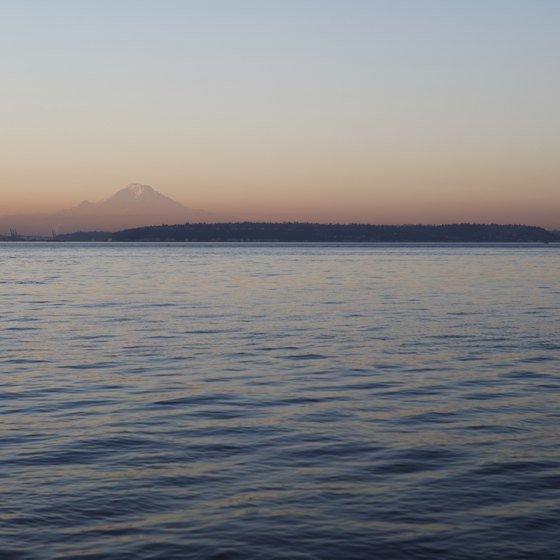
[
  {"xmin": 3, "ymin": 223, "xmax": 558, "ymax": 243},
  {"xmin": 1, "ymin": 184, "xmax": 558, "ymax": 243},
  {"xmin": 0, "ymin": 184, "xmax": 224, "ymax": 235},
  {"xmin": 108, "ymin": 223, "xmax": 560, "ymax": 243}
]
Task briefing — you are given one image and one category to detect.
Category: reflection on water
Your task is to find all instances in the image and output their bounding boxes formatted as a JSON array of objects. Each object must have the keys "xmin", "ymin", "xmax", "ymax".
[{"xmin": 1, "ymin": 243, "xmax": 559, "ymax": 559}]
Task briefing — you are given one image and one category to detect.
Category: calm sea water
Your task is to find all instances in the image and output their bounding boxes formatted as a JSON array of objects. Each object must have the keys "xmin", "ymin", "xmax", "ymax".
[{"xmin": 1, "ymin": 242, "xmax": 559, "ymax": 560}]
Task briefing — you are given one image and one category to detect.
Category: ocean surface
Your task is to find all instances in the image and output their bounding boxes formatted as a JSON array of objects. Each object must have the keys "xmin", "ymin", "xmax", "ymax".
[{"xmin": 1, "ymin": 242, "xmax": 559, "ymax": 560}]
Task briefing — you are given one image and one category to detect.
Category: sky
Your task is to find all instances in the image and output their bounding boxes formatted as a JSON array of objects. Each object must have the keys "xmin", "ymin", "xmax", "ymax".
[{"xmin": 1, "ymin": 0, "xmax": 559, "ymax": 226}]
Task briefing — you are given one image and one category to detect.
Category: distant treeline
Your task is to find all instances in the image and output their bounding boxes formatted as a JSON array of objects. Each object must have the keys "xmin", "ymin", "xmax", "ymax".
[
  {"xmin": 55, "ymin": 231, "xmax": 113, "ymax": 242},
  {"xmin": 109, "ymin": 222, "xmax": 560, "ymax": 243}
]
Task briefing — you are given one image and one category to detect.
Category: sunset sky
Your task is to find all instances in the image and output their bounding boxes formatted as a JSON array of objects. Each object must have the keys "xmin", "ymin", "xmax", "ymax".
[{"xmin": 2, "ymin": 1, "xmax": 559, "ymax": 226}]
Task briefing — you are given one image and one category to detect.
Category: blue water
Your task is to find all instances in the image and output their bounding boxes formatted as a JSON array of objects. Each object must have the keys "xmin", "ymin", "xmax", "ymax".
[{"xmin": 1, "ymin": 243, "xmax": 559, "ymax": 559}]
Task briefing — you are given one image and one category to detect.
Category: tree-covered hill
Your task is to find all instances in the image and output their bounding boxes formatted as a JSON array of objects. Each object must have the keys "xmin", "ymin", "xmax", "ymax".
[{"xmin": 111, "ymin": 222, "xmax": 559, "ymax": 243}]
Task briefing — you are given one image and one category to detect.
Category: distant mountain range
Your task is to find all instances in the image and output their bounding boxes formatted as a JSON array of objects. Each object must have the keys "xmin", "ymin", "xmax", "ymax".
[
  {"xmin": 0, "ymin": 184, "xmax": 224, "ymax": 235},
  {"xmin": 1, "ymin": 185, "xmax": 559, "ymax": 242}
]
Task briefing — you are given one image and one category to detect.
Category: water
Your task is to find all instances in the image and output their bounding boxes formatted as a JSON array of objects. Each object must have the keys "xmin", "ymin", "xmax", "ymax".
[{"xmin": 1, "ymin": 242, "xmax": 559, "ymax": 559}]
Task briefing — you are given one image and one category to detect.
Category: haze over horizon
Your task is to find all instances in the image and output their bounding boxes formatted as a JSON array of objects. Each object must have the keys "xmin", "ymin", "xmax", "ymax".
[{"xmin": 2, "ymin": 1, "xmax": 559, "ymax": 228}]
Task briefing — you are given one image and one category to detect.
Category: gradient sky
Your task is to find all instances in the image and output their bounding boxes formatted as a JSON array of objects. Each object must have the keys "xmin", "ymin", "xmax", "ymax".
[{"xmin": 1, "ymin": 1, "xmax": 559, "ymax": 226}]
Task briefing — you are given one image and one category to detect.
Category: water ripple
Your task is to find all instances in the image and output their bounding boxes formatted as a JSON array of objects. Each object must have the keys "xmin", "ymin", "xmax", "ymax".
[{"xmin": 0, "ymin": 242, "xmax": 559, "ymax": 559}]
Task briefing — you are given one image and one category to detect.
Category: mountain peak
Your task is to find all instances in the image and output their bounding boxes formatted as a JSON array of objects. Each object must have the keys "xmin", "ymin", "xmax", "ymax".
[
  {"xmin": 122, "ymin": 184, "xmax": 155, "ymax": 199},
  {"xmin": 95, "ymin": 184, "xmax": 187, "ymax": 213}
]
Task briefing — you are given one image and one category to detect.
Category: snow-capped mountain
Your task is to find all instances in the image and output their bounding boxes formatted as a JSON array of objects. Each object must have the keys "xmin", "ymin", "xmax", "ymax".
[
  {"xmin": 0, "ymin": 184, "xmax": 226, "ymax": 235},
  {"xmin": 70, "ymin": 184, "xmax": 188, "ymax": 215}
]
